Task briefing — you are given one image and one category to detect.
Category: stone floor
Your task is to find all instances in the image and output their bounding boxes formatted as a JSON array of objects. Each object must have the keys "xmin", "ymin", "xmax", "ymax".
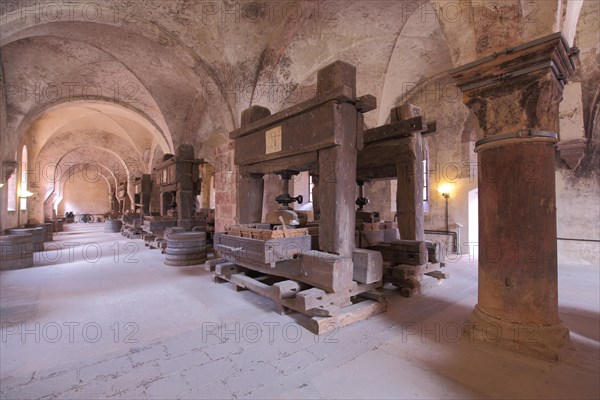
[{"xmin": 1, "ymin": 224, "xmax": 598, "ymax": 399}]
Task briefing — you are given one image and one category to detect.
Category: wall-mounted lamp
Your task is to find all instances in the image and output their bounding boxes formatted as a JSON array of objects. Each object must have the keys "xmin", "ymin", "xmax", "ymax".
[
  {"xmin": 437, "ymin": 183, "xmax": 454, "ymax": 231},
  {"xmin": 0, "ymin": 182, "xmax": 4, "ymax": 188},
  {"xmin": 437, "ymin": 183, "xmax": 453, "ymax": 199}
]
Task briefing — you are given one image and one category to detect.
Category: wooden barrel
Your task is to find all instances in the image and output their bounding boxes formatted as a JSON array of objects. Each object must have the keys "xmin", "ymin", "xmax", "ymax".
[
  {"xmin": 1, "ymin": 234, "xmax": 34, "ymax": 270},
  {"xmin": 165, "ymin": 231, "xmax": 207, "ymax": 266},
  {"xmin": 26, "ymin": 223, "xmax": 53, "ymax": 242},
  {"xmin": 7, "ymin": 228, "xmax": 45, "ymax": 252},
  {"xmin": 104, "ymin": 220, "xmax": 123, "ymax": 233}
]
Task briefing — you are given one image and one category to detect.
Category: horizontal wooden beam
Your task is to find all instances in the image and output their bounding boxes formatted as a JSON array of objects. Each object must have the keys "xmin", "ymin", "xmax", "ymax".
[
  {"xmin": 364, "ymin": 116, "xmax": 424, "ymax": 144},
  {"xmin": 230, "ymin": 85, "xmax": 355, "ymax": 139}
]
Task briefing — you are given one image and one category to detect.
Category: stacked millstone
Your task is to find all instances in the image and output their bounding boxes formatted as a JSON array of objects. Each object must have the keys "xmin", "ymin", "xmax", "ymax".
[
  {"xmin": 104, "ymin": 220, "xmax": 123, "ymax": 233},
  {"xmin": 26, "ymin": 223, "xmax": 53, "ymax": 242},
  {"xmin": 1, "ymin": 232, "xmax": 34, "ymax": 270},
  {"xmin": 165, "ymin": 230, "xmax": 207, "ymax": 266}
]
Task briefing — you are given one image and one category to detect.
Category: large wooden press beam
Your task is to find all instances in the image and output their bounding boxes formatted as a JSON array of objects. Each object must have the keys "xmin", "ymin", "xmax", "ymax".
[
  {"xmin": 357, "ymin": 115, "xmax": 435, "ymax": 180},
  {"xmin": 152, "ymin": 144, "xmax": 203, "ymax": 230},
  {"xmin": 357, "ymin": 105, "xmax": 437, "ymax": 241},
  {"xmin": 230, "ymin": 61, "xmax": 375, "ymax": 258}
]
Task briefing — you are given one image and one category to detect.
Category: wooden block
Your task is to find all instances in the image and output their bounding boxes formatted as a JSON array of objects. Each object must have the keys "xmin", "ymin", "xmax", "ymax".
[
  {"xmin": 214, "ymin": 233, "xmax": 311, "ymax": 264},
  {"xmin": 426, "ymin": 270, "xmax": 450, "ymax": 280},
  {"xmin": 356, "ymin": 211, "xmax": 376, "ymax": 224},
  {"xmin": 383, "ymin": 228, "xmax": 400, "ymax": 243},
  {"xmin": 241, "ymin": 105, "xmax": 271, "ymax": 127},
  {"xmin": 389, "ymin": 264, "xmax": 425, "ymax": 280},
  {"xmin": 361, "ymin": 231, "xmax": 385, "ymax": 246},
  {"xmin": 418, "ymin": 274, "xmax": 442, "ymax": 293},
  {"xmin": 295, "ymin": 210, "xmax": 314, "ymax": 223},
  {"xmin": 273, "ymin": 280, "xmax": 302, "ymax": 299},
  {"xmin": 282, "ymin": 280, "xmax": 380, "ymax": 315},
  {"xmin": 218, "ymin": 250, "xmax": 354, "ymax": 294},
  {"xmin": 265, "ymin": 210, "xmax": 300, "ymax": 225},
  {"xmin": 356, "ymin": 94, "xmax": 377, "ymax": 113},
  {"xmin": 296, "ymin": 287, "xmax": 329, "ymax": 310},
  {"xmin": 298, "ymin": 251, "xmax": 354, "ymax": 293},
  {"xmin": 317, "ymin": 60, "xmax": 356, "ymax": 99},
  {"xmin": 352, "ymin": 249, "xmax": 383, "ymax": 284},
  {"xmin": 204, "ymin": 258, "xmax": 226, "ymax": 272},
  {"xmin": 374, "ymin": 240, "xmax": 427, "ymax": 265},
  {"xmin": 215, "ymin": 262, "xmax": 239, "ymax": 276},
  {"xmin": 426, "ymin": 241, "xmax": 441, "ymax": 263},
  {"xmin": 229, "ymin": 274, "xmax": 276, "ymax": 300},
  {"xmin": 308, "ymin": 300, "xmax": 386, "ymax": 334},
  {"xmin": 392, "ymin": 103, "xmax": 422, "ymax": 122}
]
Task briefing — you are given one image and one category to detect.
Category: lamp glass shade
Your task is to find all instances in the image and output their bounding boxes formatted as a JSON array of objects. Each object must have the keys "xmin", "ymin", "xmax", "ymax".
[{"xmin": 437, "ymin": 183, "xmax": 454, "ymax": 196}]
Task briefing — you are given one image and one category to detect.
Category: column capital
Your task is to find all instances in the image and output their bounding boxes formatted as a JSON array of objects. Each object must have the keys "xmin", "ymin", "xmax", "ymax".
[{"xmin": 450, "ymin": 33, "xmax": 579, "ymax": 137}]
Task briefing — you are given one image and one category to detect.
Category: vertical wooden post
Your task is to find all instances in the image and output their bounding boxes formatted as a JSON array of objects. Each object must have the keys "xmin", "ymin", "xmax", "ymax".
[
  {"xmin": 310, "ymin": 174, "xmax": 320, "ymax": 220},
  {"xmin": 238, "ymin": 171, "xmax": 264, "ymax": 224},
  {"xmin": 176, "ymin": 144, "xmax": 195, "ymax": 230},
  {"xmin": 395, "ymin": 133, "xmax": 424, "ymax": 241},
  {"xmin": 235, "ymin": 105, "xmax": 272, "ymax": 225},
  {"xmin": 316, "ymin": 62, "xmax": 358, "ymax": 258}
]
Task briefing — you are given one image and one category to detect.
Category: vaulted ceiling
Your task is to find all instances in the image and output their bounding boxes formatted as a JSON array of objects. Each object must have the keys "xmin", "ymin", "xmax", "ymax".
[{"xmin": 1, "ymin": 0, "xmax": 596, "ymax": 222}]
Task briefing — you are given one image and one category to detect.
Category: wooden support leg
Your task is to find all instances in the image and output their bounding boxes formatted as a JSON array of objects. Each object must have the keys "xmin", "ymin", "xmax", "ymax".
[
  {"xmin": 310, "ymin": 174, "xmax": 320, "ymax": 220},
  {"xmin": 318, "ymin": 103, "xmax": 357, "ymax": 257},
  {"xmin": 237, "ymin": 172, "xmax": 264, "ymax": 224},
  {"xmin": 396, "ymin": 133, "xmax": 424, "ymax": 241}
]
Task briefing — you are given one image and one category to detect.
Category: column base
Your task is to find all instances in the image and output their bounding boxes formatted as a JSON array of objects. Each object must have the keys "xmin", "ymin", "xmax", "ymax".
[{"xmin": 464, "ymin": 305, "xmax": 571, "ymax": 362}]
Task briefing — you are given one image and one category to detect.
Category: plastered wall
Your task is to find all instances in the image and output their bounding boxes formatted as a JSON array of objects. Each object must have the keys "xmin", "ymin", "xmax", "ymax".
[{"xmin": 57, "ymin": 171, "xmax": 111, "ymax": 217}]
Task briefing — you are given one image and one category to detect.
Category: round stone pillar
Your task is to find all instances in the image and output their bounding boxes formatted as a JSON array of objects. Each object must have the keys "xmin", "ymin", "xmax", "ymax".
[
  {"xmin": 469, "ymin": 133, "xmax": 569, "ymax": 360},
  {"xmin": 450, "ymin": 33, "xmax": 578, "ymax": 361}
]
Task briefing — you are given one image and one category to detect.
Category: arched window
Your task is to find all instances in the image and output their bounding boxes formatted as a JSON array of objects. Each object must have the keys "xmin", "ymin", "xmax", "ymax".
[
  {"xmin": 20, "ymin": 146, "xmax": 28, "ymax": 210},
  {"xmin": 7, "ymin": 151, "xmax": 17, "ymax": 211},
  {"xmin": 209, "ymin": 175, "xmax": 216, "ymax": 209}
]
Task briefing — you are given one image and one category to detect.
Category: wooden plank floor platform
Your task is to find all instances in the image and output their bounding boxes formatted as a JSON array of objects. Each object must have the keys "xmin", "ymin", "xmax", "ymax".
[{"xmin": 206, "ymin": 258, "xmax": 386, "ymax": 334}]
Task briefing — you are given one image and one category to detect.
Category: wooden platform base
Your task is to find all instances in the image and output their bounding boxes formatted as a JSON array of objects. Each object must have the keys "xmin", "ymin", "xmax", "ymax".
[
  {"xmin": 142, "ymin": 234, "xmax": 167, "ymax": 253},
  {"xmin": 206, "ymin": 258, "xmax": 386, "ymax": 334},
  {"xmin": 383, "ymin": 262, "xmax": 448, "ymax": 297},
  {"xmin": 122, "ymin": 225, "xmax": 143, "ymax": 240}
]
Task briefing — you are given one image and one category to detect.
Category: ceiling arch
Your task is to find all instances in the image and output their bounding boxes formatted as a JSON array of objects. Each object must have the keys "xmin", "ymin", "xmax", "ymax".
[{"xmin": 23, "ymin": 101, "xmax": 172, "ymax": 166}]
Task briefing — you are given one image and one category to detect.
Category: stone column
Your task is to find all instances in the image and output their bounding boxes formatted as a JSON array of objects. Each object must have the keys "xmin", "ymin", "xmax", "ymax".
[{"xmin": 450, "ymin": 33, "xmax": 578, "ymax": 361}]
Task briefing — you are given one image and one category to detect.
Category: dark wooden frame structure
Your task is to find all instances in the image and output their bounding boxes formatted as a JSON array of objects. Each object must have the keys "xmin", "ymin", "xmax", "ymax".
[{"xmin": 212, "ymin": 61, "xmax": 385, "ymax": 333}]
